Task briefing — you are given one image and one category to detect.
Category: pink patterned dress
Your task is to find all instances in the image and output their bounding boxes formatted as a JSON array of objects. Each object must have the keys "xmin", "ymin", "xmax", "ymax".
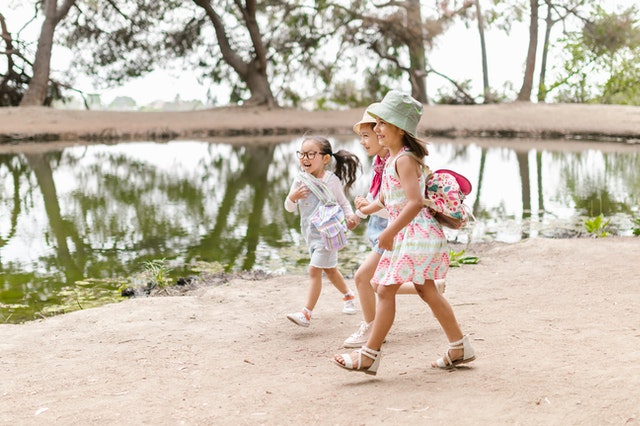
[{"xmin": 371, "ymin": 151, "xmax": 449, "ymax": 286}]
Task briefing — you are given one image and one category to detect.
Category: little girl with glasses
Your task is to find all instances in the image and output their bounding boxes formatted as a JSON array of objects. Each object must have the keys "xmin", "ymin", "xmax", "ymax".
[{"xmin": 284, "ymin": 135, "xmax": 362, "ymax": 327}]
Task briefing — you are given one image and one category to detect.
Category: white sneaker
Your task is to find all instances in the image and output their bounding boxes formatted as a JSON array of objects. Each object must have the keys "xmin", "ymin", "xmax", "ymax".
[
  {"xmin": 342, "ymin": 296, "xmax": 357, "ymax": 315},
  {"xmin": 343, "ymin": 321, "xmax": 371, "ymax": 348},
  {"xmin": 435, "ymin": 279, "xmax": 446, "ymax": 295},
  {"xmin": 287, "ymin": 310, "xmax": 310, "ymax": 327}
]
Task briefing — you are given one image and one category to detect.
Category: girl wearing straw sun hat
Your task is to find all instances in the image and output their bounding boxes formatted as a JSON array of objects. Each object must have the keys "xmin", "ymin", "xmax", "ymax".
[{"xmin": 333, "ymin": 90, "xmax": 476, "ymax": 375}]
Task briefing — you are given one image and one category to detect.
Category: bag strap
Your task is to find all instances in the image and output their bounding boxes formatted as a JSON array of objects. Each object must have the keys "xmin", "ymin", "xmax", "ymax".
[
  {"xmin": 298, "ymin": 172, "xmax": 335, "ymax": 205},
  {"xmin": 396, "ymin": 149, "xmax": 433, "ymax": 179}
]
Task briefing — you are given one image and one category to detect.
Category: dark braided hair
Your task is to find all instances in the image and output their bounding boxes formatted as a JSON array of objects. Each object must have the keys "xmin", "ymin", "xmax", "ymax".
[{"xmin": 303, "ymin": 135, "xmax": 361, "ymax": 193}]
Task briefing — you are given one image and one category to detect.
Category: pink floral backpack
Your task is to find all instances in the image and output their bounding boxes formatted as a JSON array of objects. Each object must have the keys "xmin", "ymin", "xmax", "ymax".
[
  {"xmin": 424, "ymin": 169, "xmax": 473, "ymax": 229},
  {"xmin": 396, "ymin": 150, "xmax": 473, "ymax": 230}
]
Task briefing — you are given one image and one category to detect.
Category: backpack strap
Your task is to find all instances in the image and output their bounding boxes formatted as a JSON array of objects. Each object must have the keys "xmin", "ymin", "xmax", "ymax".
[
  {"xmin": 298, "ymin": 172, "xmax": 335, "ymax": 205},
  {"xmin": 395, "ymin": 149, "xmax": 433, "ymax": 179}
]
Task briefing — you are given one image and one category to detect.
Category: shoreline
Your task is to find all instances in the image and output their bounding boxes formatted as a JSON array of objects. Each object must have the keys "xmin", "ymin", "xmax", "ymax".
[{"xmin": 1, "ymin": 103, "xmax": 640, "ymax": 144}]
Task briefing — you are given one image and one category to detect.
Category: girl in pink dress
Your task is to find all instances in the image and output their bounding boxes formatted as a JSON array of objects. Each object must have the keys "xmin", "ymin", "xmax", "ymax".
[{"xmin": 333, "ymin": 90, "xmax": 476, "ymax": 375}]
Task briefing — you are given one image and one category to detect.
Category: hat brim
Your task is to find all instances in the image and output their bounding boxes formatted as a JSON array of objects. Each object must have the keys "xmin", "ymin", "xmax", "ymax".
[
  {"xmin": 352, "ymin": 118, "xmax": 377, "ymax": 134},
  {"xmin": 367, "ymin": 107, "xmax": 417, "ymax": 138},
  {"xmin": 353, "ymin": 103, "xmax": 380, "ymax": 134},
  {"xmin": 366, "ymin": 91, "xmax": 423, "ymax": 138}
]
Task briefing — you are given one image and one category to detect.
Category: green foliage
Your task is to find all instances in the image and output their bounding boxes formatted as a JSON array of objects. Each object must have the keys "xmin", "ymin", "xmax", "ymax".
[
  {"xmin": 0, "ymin": 312, "xmax": 13, "ymax": 324},
  {"xmin": 142, "ymin": 258, "xmax": 173, "ymax": 289},
  {"xmin": 448, "ymin": 249, "xmax": 480, "ymax": 268},
  {"xmin": 108, "ymin": 96, "xmax": 137, "ymax": 109},
  {"xmin": 433, "ymin": 80, "xmax": 477, "ymax": 105},
  {"xmin": 600, "ymin": 59, "xmax": 640, "ymax": 105},
  {"xmin": 551, "ymin": 5, "xmax": 640, "ymax": 105},
  {"xmin": 632, "ymin": 217, "xmax": 640, "ymax": 236},
  {"xmin": 329, "ymin": 79, "xmax": 378, "ymax": 108},
  {"xmin": 331, "ymin": 80, "xmax": 361, "ymax": 107},
  {"xmin": 190, "ymin": 261, "xmax": 226, "ymax": 274},
  {"xmin": 582, "ymin": 6, "xmax": 640, "ymax": 56},
  {"xmin": 0, "ymin": 12, "xmax": 68, "ymax": 106},
  {"xmin": 584, "ymin": 214, "xmax": 610, "ymax": 238}
]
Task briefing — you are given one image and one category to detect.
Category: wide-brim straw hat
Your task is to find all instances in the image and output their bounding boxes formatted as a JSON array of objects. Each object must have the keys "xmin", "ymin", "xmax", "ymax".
[
  {"xmin": 367, "ymin": 90, "xmax": 423, "ymax": 137},
  {"xmin": 352, "ymin": 102, "xmax": 380, "ymax": 134}
]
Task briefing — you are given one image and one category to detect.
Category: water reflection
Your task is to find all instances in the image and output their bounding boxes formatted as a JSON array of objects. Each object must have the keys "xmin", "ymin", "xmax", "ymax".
[{"xmin": 1, "ymin": 138, "xmax": 639, "ymax": 323}]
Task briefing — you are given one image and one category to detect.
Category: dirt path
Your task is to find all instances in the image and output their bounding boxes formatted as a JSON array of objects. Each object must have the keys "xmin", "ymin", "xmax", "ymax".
[{"xmin": 1, "ymin": 237, "xmax": 638, "ymax": 425}]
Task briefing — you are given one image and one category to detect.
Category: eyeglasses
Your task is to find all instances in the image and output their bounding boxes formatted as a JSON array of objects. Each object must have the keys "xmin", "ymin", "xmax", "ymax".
[{"xmin": 296, "ymin": 151, "xmax": 321, "ymax": 160}]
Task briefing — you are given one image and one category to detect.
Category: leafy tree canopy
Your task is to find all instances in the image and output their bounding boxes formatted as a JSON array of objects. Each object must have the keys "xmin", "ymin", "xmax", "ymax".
[{"xmin": 552, "ymin": 5, "xmax": 640, "ymax": 105}]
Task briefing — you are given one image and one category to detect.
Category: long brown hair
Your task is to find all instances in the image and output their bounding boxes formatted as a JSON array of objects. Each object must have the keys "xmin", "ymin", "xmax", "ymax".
[{"xmin": 403, "ymin": 133, "xmax": 429, "ymax": 158}]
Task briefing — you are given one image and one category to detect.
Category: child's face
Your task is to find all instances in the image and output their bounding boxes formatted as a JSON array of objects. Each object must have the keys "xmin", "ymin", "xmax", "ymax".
[
  {"xmin": 297, "ymin": 140, "xmax": 330, "ymax": 176},
  {"xmin": 374, "ymin": 119, "xmax": 404, "ymax": 149},
  {"xmin": 358, "ymin": 124, "xmax": 386, "ymax": 157}
]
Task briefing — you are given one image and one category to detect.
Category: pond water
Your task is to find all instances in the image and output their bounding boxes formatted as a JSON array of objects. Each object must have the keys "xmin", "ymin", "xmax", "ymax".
[{"xmin": 1, "ymin": 136, "xmax": 639, "ymax": 323}]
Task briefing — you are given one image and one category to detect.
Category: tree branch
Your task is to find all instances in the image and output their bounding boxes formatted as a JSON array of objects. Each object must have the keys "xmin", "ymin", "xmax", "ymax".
[{"xmin": 428, "ymin": 65, "xmax": 476, "ymax": 103}]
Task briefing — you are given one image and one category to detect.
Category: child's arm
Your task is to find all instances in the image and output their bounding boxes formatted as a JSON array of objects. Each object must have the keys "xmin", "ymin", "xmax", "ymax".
[
  {"xmin": 327, "ymin": 175, "xmax": 360, "ymax": 230},
  {"xmin": 284, "ymin": 178, "xmax": 309, "ymax": 212},
  {"xmin": 356, "ymin": 196, "xmax": 385, "ymax": 217},
  {"xmin": 377, "ymin": 156, "xmax": 423, "ymax": 250}
]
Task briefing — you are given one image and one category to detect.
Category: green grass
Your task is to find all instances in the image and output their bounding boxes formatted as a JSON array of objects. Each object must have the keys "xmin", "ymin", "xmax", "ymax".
[
  {"xmin": 584, "ymin": 214, "xmax": 610, "ymax": 238},
  {"xmin": 449, "ymin": 249, "xmax": 480, "ymax": 267}
]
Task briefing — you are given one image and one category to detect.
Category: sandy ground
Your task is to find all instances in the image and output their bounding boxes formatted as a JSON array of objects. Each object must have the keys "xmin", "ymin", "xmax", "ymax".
[
  {"xmin": 1, "ymin": 238, "xmax": 638, "ymax": 425},
  {"xmin": 1, "ymin": 104, "xmax": 640, "ymax": 425}
]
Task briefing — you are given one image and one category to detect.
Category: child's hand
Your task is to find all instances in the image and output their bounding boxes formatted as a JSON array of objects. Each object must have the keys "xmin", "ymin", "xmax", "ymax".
[
  {"xmin": 346, "ymin": 214, "xmax": 360, "ymax": 230},
  {"xmin": 289, "ymin": 185, "xmax": 310, "ymax": 203},
  {"xmin": 377, "ymin": 228, "xmax": 393, "ymax": 251},
  {"xmin": 354, "ymin": 196, "xmax": 369, "ymax": 210}
]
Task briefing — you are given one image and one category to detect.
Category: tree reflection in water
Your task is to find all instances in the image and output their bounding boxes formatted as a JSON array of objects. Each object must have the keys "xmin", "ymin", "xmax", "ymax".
[{"xmin": 0, "ymin": 138, "xmax": 638, "ymax": 323}]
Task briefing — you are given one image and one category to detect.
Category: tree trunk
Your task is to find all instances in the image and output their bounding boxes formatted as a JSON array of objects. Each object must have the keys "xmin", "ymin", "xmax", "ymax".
[
  {"xmin": 26, "ymin": 153, "xmax": 83, "ymax": 281},
  {"xmin": 475, "ymin": 0, "xmax": 491, "ymax": 103},
  {"xmin": 517, "ymin": 0, "xmax": 538, "ymax": 102},
  {"xmin": 537, "ymin": 1, "xmax": 554, "ymax": 102},
  {"xmin": 193, "ymin": 0, "xmax": 276, "ymax": 107},
  {"xmin": 20, "ymin": 0, "xmax": 75, "ymax": 107},
  {"xmin": 20, "ymin": 0, "xmax": 58, "ymax": 106},
  {"xmin": 244, "ymin": 58, "xmax": 276, "ymax": 107},
  {"xmin": 406, "ymin": 0, "xmax": 428, "ymax": 103}
]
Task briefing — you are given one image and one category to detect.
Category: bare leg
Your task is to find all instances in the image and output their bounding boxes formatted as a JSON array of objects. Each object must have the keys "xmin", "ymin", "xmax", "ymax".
[
  {"xmin": 324, "ymin": 267, "xmax": 351, "ymax": 295},
  {"xmin": 304, "ymin": 266, "xmax": 324, "ymax": 311},
  {"xmin": 335, "ymin": 284, "xmax": 400, "ymax": 368},
  {"xmin": 415, "ymin": 280, "xmax": 465, "ymax": 362},
  {"xmin": 354, "ymin": 253, "xmax": 416, "ymax": 323},
  {"xmin": 367, "ymin": 284, "xmax": 400, "ymax": 349},
  {"xmin": 353, "ymin": 251, "xmax": 381, "ymax": 323}
]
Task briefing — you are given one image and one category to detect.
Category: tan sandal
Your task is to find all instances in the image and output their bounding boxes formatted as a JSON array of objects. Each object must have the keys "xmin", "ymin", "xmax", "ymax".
[
  {"xmin": 334, "ymin": 346, "xmax": 381, "ymax": 376},
  {"xmin": 433, "ymin": 335, "xmax": 476, "ymax": 369}
]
